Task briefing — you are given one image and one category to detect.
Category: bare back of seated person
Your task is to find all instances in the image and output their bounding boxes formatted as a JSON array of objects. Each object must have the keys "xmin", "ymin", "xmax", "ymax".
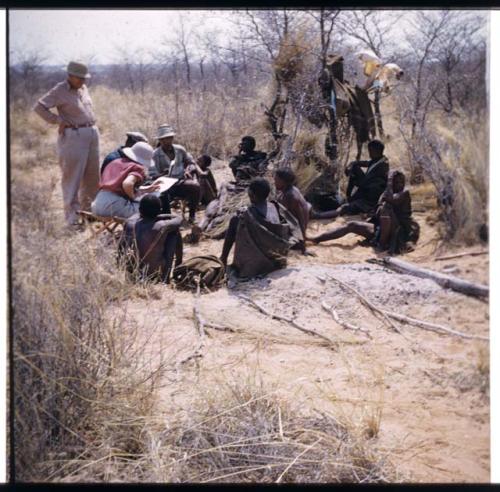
[{"xmin": 120, "ymin": 195, "xmax": 183, "ymax": 281}]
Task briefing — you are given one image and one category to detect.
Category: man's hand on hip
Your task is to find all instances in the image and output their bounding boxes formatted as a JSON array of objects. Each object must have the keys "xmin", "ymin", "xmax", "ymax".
[{"xmin": 58, "ymin": 122, "xmax": 70, "ymax": 135}]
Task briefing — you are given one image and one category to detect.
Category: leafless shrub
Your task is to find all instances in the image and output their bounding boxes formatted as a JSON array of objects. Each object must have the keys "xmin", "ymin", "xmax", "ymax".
[{"xmin": 399, "ymin": 107, "xmax": 488, "ymax": 244}]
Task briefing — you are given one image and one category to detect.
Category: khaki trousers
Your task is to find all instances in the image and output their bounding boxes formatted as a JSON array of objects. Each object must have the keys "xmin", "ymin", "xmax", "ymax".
[{"xmin": 57, "ymin": 126, "xmax": 100, "ymax": 225}]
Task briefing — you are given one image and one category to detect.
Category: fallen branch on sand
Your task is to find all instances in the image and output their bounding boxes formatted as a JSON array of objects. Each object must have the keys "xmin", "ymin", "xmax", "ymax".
[
  {"xmin": 205, "ymin": 322, "xmax": 240, "ymax": 333},
  {"xmin": 378, "ymin": 309, "xmax": 489, "ymax": 341},
  {"xmin": 320, "ymin": 276, "xmax": 488, "ymax": 342},
  {"xmin": 178, "ymin": 280, "xmax": 206, "ymax": 366},
  {"xmin": 237, "ymin": 294, "xmax": 362, "ymax": 349},
  {"xmin": 320, "ymin": 276, "xmax": 402, "ymax": 335},
  {"xmin": 321, "ymin": 302, "xmax": 372, "ymax": 339},
  {"xmin": 375, "ymin": 257, "xmax": 489, "ymax": 299},
  {"xmin": 434, "ymin": 250, "xmax": 488, "ymax": 261}
]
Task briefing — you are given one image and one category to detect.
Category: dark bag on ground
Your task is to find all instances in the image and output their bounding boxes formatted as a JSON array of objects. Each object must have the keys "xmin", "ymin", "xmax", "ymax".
[{"xmin": 172, "ymin": 255, "xmax": 226, "ymax": 291}]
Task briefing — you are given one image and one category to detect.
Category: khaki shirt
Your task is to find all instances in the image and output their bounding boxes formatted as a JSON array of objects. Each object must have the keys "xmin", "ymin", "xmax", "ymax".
[
  {"xmin": 150, "ymin": 144, "xmax": 194, "ymax": 180},
  {"xmin": 33, "ymin": 80, "xmax": 96, "ymax": 126}
]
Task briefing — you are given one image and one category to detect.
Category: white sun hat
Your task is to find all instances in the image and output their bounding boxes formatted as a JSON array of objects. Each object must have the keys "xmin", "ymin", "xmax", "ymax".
[{"xmin": 122, "ymin": 141, "xmax": 155, "ymax": 168}]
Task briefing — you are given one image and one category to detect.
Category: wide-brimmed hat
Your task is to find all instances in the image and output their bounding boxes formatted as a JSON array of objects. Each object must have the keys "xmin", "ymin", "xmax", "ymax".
[
  {"xmin": 126, "ymin": 131, "xmax": 148, "ymax": 143},
  {"xmin": 326, "ymin": 54, "xmax": 344, "ymax": 66},
  {"xmin": 67, "ymin": 60, "xmax": 91, "ymax": 79},
  {"xmin": 155, "ymin": 124, "xmax": 176, "ymax": 139},
  {"xmin": 122, "ymin": 142, "xmax": 155, "ymax": 168}
]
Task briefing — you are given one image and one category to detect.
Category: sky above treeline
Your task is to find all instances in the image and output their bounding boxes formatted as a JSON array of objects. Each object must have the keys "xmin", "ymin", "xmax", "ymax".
[
  {"xmin": 9, "ymin": 9, "xmax": 489, "ymax": 67},
  {"xmin": 10, "ymin": 10, "xmax": 239, "ymax": 65}
]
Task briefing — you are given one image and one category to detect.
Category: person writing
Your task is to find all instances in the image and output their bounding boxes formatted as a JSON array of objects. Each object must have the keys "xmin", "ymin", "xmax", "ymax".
[{"xmin": 91, "ymin": 142, "xmax": 160, "ymax": 219}]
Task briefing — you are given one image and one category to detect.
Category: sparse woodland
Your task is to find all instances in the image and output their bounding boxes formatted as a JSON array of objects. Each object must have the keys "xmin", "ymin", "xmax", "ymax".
[{"xmin": 10, "ymin": 9, "xmax": 489, "ymax": 483}]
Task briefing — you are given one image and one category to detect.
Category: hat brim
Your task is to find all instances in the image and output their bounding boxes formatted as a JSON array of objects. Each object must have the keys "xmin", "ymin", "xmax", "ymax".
[
  {"xmin": 156, "ymin": 132, "xmax": 176, "ymax": 139},
  {"xmin": 126, "ymin": 132, "xmax": 148, "ymax": 142},
  {"xmin": 122, "ymin": 147, "xmax": 154, "ymax": 168},
  {"xmin": 67, "ymin": 70, "xmax": 91, "ymax": 79}
]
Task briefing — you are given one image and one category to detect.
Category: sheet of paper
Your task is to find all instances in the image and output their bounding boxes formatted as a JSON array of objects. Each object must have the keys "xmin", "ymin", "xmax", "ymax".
[{"xmin": 139, "ymin": 176, "xmax": 178, "ymax": 193}]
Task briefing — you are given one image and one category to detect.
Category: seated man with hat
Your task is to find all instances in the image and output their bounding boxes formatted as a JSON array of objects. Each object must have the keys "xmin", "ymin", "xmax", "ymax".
[
  {"xmin": 150, "ymin": 124, "xmax": 201, "ymax": 224},
  {"xmin": 101, "ymin": 131, "xmax": 149, "ymax": 175},
  {"xmin": 91, "ymin": 141, "xmax": 160, "ymax": 219}
]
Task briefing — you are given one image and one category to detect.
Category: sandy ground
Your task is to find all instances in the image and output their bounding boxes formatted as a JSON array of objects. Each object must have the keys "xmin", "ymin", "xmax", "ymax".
[
  {"xmin": 36, "ymin": 152, "xmax": 489, "ymax": 482},
  {"xmin": 103, "ymin": 160, "xmax": 489, "ymax": 483}
]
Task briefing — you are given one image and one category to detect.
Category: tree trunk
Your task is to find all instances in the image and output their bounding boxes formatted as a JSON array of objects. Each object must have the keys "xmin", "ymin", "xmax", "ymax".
[
  {"xmin": 173, "ymin": 61, "xmax": 181, "ymax": 132},
  {"xmin": 199, "ymin": 58, "xmax": 206, "ymax": 94},
  {"xmin": 373, "ymin": 88, "xmax": 384, "ymax": 138}
]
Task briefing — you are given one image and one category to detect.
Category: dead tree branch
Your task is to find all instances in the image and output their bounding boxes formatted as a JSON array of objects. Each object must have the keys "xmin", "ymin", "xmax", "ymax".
[
  {"xmin": 380, "ymin": 257, "xmax": 489, "ymax": 299},
  {"xmin": 379, "ymin": 309, "xmax": 489, "ymax": 342}
]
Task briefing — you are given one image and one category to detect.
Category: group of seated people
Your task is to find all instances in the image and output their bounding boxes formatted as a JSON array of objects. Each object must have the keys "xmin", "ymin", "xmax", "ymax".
[
  {"xmin": 94, "ymin": 126, "xmax": 418, "ymax": 284},
  {"xmin": 92, "ymin": 124, "xmax": 218, "ymax": 223}
]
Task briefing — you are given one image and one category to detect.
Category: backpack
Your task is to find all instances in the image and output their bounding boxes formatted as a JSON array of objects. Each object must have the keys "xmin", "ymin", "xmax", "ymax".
[{"xmin": 172, "ymin": 255, "xmax": 226, "ymax": 292}]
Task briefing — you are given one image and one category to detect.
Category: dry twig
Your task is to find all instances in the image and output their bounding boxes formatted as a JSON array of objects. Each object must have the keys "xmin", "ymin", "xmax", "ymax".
[
  {"xmin": 178, "ymin": 279, "xmax": 206, "ymax": 366},
  {"xmin": 434, "ymin": 250, "xmax": 488, "ymax": 261},
  {"xmin": 379, "ymin": 309, "xmax": 488, "ymax": 341},
  {"xmin": 321, "ymin": 302, "xmax": 372, "ymax": 339},
  {"xmin": 237, "ymin": 294, "xmax": 360, "ymax": 350},
  {"xmin": 320, "ymin": 275, "xmax": 487, "ymax": 342},
  {"xmin": 321, "ymin": 276, "xmax": 402, "ymax": 334},
  {"xmin": 205, "ymin": 322, "xmax": 240, "ymax": 333}
]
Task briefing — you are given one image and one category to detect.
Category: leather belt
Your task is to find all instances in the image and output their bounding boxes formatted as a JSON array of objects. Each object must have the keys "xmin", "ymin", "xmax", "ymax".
[{"xmin": 70, "ymin": 122, "xmax": 95, "ymax": 129}]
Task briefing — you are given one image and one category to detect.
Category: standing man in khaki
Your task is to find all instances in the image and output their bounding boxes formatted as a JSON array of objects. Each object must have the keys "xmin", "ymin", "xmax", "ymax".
[{"xmin": 33, "ymin": 61, "xmax": 100, "ymax": 226}]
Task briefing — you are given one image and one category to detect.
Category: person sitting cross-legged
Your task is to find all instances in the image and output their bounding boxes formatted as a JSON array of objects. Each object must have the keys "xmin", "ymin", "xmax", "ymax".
[
  {"xmin": 118, "ymin": 194, "xmax": 183, "ymax": 283},
  {"xmin": 228, "ymin": 136, "xmax": 268, "ymax": 182},
  {"xmin": 220, "ymin": 177, "xmax": 302, "ymax": 278},
  {"xmin": 309, "ymin": 170, "xmax": 419, "ymax": 254},
  {"xmin": 312, "ymin": 139, "xmax": 389, "ymax": 221}
]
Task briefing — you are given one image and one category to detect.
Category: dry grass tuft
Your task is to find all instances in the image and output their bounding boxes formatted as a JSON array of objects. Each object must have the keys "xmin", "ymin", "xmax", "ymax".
[{"xmin": 162, "ymin": 380, "xmax": 398, "ymax": 483}]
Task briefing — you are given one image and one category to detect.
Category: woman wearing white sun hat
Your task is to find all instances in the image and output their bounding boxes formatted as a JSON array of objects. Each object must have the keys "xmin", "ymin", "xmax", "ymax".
[{"xmin": 91, "ymin": 141, "xmax": 160, "ymax": 219}]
